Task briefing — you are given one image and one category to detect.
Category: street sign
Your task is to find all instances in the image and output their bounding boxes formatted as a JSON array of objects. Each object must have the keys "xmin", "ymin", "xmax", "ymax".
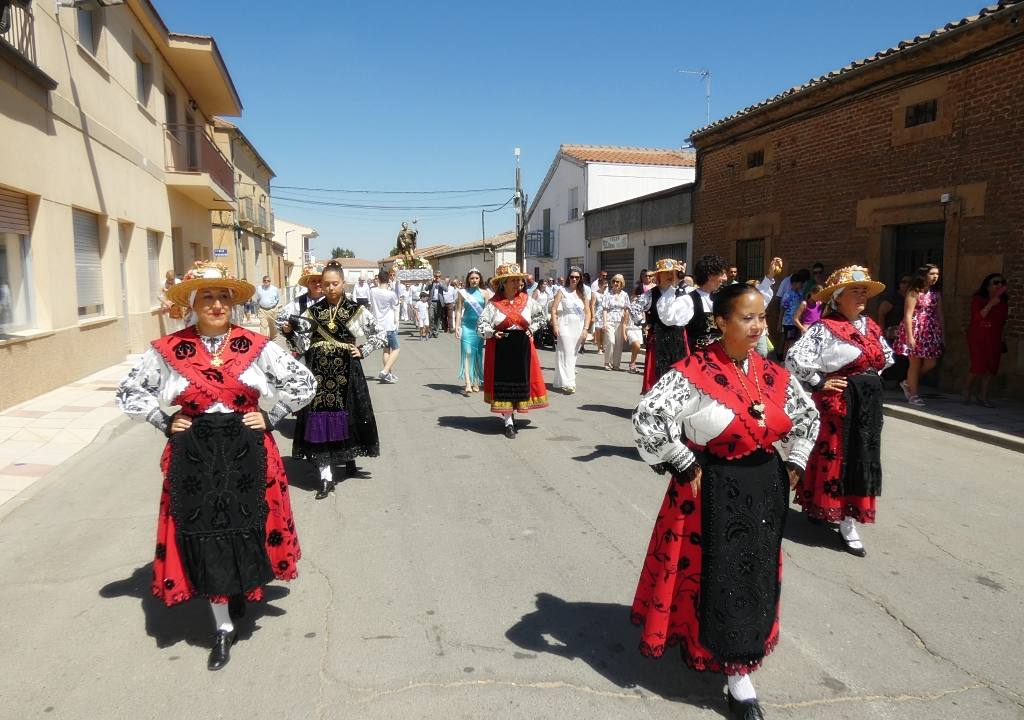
[{"xmin": 213, "ymin": 248, "xmax": 229, "ymax": 257}]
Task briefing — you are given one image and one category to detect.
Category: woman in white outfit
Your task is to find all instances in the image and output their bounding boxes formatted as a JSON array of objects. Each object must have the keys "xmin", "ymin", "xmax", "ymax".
[
  {"xmin": 550, "ymin": 269, "xmax": 591, "ymax": 394},
  {"xmin": 592, "ymin": 275, "xmax": 609, "ymax": 359},
  {"xmin": 602, "ymin": 274, "xmax": 630, "ymax": 370}
]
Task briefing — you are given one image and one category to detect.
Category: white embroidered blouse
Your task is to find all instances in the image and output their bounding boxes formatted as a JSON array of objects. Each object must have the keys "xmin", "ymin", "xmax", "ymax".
[
  {"xmin": 785, "ymin": 315, "xmax": 894, "ymax": 388},
  {"xmin": 477, "ymin": 295, "xmax": 548, "ymax": 337}
]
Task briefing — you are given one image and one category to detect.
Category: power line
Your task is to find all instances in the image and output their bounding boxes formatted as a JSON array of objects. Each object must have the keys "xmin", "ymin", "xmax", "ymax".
[
  {"xmin": 271, "ymin": 184, "xmax": 514, "ymax": 195},
  {"xmin": 273, "ymin": 194, "xmax": 516, "ymax": 211}
]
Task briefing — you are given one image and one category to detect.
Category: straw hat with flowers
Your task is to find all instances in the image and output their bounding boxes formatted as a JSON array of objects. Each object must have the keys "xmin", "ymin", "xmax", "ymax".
[
  {"xmin": 297, "ymin": 262, "xmax": 325, "ymax": 288},
  {"xmin": 653, "ymin": 258, "xmax": 684, "ymax": 276},
  {"xmin": 813, "ymin": 265, "xmax": 886, "ymax": 304},
  {"xmin": 165, "ymin": 260, "xmax": 255, "ymax": 308},
  {"xmin": 490, "ymin": 262, "xmax": 530, "ymax": 290}
]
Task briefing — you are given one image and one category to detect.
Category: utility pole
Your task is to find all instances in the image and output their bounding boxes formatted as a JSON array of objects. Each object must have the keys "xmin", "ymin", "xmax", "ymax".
[
  {"xmin": 514, "ymin": 146, "xmax": 524, "ymax": 268},
  {"xmin": 678, "ymin": 68, "xmax": 711, "ymax": 127}
]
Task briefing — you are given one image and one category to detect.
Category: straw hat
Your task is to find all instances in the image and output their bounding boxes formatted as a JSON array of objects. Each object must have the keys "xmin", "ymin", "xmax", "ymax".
[
  {"xmin": 297, "ymin": 262, "xmax": 325, "ymax": 287},
  {"xmin": 165, "ymin": 260, "xmax": 255, "ymax": 308},
  {"xmin": 813, "ymin": 265, "xmax": 886, "ymax": 303},
  {"xmin": 653, "ymin": 258, "xmax": 684, "ymax": 276},
  {"xmin": 490, "ymin": 262, "xmax": 530, "ymax": 289}
]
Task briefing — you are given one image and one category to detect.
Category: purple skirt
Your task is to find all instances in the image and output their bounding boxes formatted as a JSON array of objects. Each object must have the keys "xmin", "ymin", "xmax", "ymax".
[{"xmin": 303, "ymin": 411, "xmax": 350, "ymax": 443}]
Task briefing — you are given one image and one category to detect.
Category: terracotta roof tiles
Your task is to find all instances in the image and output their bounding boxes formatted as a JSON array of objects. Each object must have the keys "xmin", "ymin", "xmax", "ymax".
[{"xmin": 560, "ymin": 144, "xmax": 696, "ymax": 167}]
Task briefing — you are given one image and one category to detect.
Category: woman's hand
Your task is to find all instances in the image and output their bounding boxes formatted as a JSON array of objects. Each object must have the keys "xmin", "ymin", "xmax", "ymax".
[
  {"xmin": 281, "ymin": 321, "xmax": 293, "ymax": 334},
  {"xmin": 350, "ymin": 347, "xmax": 363, "ymax": 358},
  {"xmin": 906, "ymin": 336, "xmax": 916, "ymax": 351},
  {"xmin": 455, "ymin": 326, "xmax": 462, "ymax": 339},
  {"xmin": 169, "ymin": 412, "xmax": 192, "ymax": 435},
  {"xmin": 494, "ymin": 330, "xmax": 505, "ymax": 339},
  {"xmin": 243, "ymin": 411, "xmax": 267, "ymax": 431},
  {"xmin": 684, "ymin": 465, "xmax": 703, "ymax": 496},
  {"xmin": 822, "ymin": 377, "xmax": 848, "ymax": 393},
  {"xmin": 785, "ymin": 462, "xmax": 803, "ymax": 490}
]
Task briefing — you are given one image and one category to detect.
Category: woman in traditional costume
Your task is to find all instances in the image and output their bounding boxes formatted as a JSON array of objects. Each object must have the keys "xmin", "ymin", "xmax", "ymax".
[
  {"xmin": 454, "ymin": 268, "xmax": 492, "ymax": 395},
  {"xmin": 786, "ymin": 266, "xmax": 892, "ymax": 557},
  {"xmin": 632, "ymin": 282, "xmax": 819, "ymax": 719},
  {"xmin": 115, "ymin": 261, "xmax": 316, "ymax": 671},
  {"xmin": 290, "ymin": 260, "xmax": 386, "ymax": 499},
  {"xmin": 477, "ymin": 263, "xmax": 549, "ymax": 438},
  {"xmin": 631, "ymin": 258, "xmax": 688, "ymax": 393},
  {"xmin": 277, "ymin": 263, "xmax": 325, "ymax": 359}
]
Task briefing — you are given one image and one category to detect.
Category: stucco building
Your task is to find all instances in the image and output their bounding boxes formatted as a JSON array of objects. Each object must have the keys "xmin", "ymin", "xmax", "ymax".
[
  {"xmin": 433, "ymin": 231, "xmax": 516, "ymax": 282},
  {"xmin": 274, "ymin": 217, "xmax": 318, "ymax": 289},
  {"xmin": 0, "ymin": 0, "xmax": 241, "ymax": 409},
  {"xmin": 687, "ymin": 1, "xmax": 1024, "ymax": 397},
  {"xmin": 525, "ymin": 145, "xmax": 695, "ymax": 280}
]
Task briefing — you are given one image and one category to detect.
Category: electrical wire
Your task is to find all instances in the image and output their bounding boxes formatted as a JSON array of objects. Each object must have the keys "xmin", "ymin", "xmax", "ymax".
[
  {"xmin": 273, "ymin": 194, "xmax": 516, "ymax": 211},
  {"xmin": 271, "ymin": 185, "xmax": 514, "ymax": 195}
]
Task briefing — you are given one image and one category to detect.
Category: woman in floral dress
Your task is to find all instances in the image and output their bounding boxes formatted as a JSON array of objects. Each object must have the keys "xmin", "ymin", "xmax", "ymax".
[{"xmin": 892, "ymin": 263, "xmax": 943, "ymax": 406}]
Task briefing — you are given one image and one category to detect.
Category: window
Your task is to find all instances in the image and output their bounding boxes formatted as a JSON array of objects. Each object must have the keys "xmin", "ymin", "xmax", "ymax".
[
  {"xmin": 568, "ymin": 187, "xmax": 579, "ymax": 221},
  {"xmin": 746, "ymin": 149, "xmax": 765, "ymax": 169},
  {"xmin": 904, "ymin": 99, "xmax": 938, "ymax": 128},
  {"xmin": 134, "ymin": 50, "xmax": 152, "ymax": 107},
  {"xmin": 147, "ymin": 230, "xmax": 161, "ymax": 306},
  {"xmin": 650, "ymin": 243, "xmax": 687, "ymax": 270},
  {"xmin": 735, "ymin": 238, "xmax": 765, "ymax": 283},
  {"xmin": 0, "ymin": 233, "xmax": 32, "ymax": 334},
  {"xmin": 165, "ymin": 87, "xmax": 178, "ymax": 126},
  {"xmin": 77, "ymin": 7, "xmax": 98, "ymax": 55},
  {"xmin": 73, "ymin": 209, "xmax": 104, "ymax": 317}
]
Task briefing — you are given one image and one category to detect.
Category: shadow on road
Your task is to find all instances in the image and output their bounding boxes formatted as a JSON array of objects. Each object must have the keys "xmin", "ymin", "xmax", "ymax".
[
  {"xmin": 437, "ymin": 415, "xmax": 535, "ymax": 436},
  {"xmin": 98, "ymin": 564, "xmax": 290, "ymax": 650},
  {"xmin": 283, "ymin": 456, "xmax": 320, "ymax": 494},
  {"xmin": 572, "ymin": 445, "xmax": 639, "ymax": 462},
  {"xmin": 577, "ymin": 403, "xmax": 633, "ymax": 420},
  {"xmin": 425, "ymin": 383, "xmax": 468, "ymax": 396},
  {"xmin": 782, "ymin": 508, "xmax": 843, "ymax": 551},
  {"xmin": 505, "ymin": 593, "xmax": 725, "ymax": 711}
]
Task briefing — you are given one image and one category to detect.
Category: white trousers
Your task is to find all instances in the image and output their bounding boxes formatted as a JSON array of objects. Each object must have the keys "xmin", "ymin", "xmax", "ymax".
[
  {"xmin": 554, "ymin": 314, "xmax": 584, "ymax": 389},
  {"xmin": 604, "ymin": 327, "xmax": 625, "ymax": 368}
]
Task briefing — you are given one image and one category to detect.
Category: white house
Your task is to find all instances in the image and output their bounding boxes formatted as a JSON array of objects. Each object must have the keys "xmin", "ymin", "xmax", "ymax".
[
  {"xmin": 524, "ymin": 145, "xmax": 696, "ymax": 280},
  {"xmin": 274, "ymin": 217, "xmax": 318, "ymax": 289},
  {"xmin": 433, "ymin": 231, "xmax": 517, "ymax": 282}
]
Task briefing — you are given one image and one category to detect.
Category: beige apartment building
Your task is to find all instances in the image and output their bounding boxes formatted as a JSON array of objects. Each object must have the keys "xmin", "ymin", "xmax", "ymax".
[
  {"xmin": 275, "ymin": 217, "xmax": 319, "ymax": 290},
  {"xmin": 211, "ymin": 119, "xmax": 285, "ymax": 289},
  {"xmin": 0, "ymin": 0, "xmax": 242, "ymax": 410}
]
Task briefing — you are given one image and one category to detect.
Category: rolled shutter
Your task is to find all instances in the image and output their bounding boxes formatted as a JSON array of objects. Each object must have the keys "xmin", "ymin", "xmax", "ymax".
[
  {"xmin": 0, "ymin": 188, "xmax": 30, "ymax": 235},
  {"xmin": 147, "ymin": 230, "xmax": 161, "ymax": 303},
  {"xmin": 598, "ymin": 248, "xmax": 636, "ymax": 291},
  {"xmin": 73, "ymin": 209, "xmax": 103, "ymax": 309}
]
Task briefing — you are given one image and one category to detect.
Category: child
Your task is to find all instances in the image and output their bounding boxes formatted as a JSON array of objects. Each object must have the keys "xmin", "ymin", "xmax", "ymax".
[
  {"xmin": 794, "ymin": 284, "xmax": 824, "ymax": 335},
  {"xmin": 779, "ymin": 270, "xmax": 808, "ymax": 359},
  {"xmin": 415, "ymin": 291, "xmax": 430, "ymax": 340}
]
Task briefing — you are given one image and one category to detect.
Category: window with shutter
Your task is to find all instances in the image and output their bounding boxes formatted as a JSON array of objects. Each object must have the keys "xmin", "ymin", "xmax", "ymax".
[
  {"xmin": 73, "ymin": 209, "xmax": 104, "ymax": 317},
  {"xmin": 147, "ymin": 230, "xmax": 161, "ymax": 306}
]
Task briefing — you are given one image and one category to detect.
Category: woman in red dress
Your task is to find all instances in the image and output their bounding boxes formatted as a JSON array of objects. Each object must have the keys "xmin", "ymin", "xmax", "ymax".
[
  {"xmin": 632, "ymin": 283, "xmax": 820, "ymax": 719},
  {"xmin": 964, "ymin": 273, "xmax": 1009, "ymax": 407},
  {"xmin": 116, "ymin": 261, "xmax": 315, "ymax": 671},
  {"xmin": 477, "ymin": 263, "xmax": 549, "ymax": 437},
  {"xmin": 786, "ymin": 266, "xmax": 892, "ymax": 557}
]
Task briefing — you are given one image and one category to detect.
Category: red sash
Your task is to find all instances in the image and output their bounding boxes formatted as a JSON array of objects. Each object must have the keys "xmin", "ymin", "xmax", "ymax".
[
  {"xmin": 152, "ymin": 326, "xmax": 268, "ymax": 415},
  {"xmin": 493, "ymin": 293, "xmax": 530, "ymax": 331},
  {"xmin": 820, "ymin": 314, "xmax": 887, "ymax": 374},
  {"xmin": 672, "ymin": 343, "xmax": 792, "ymax": 459}
]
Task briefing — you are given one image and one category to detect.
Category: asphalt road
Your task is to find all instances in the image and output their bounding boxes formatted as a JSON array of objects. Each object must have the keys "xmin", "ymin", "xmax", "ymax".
[{"xmin": 0, "ymin": 327, "xmax": 1021, "ymax": 720}]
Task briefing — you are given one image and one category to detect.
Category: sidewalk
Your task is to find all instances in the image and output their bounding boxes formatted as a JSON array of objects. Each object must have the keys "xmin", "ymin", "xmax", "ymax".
[{"xmin": 883, "ymin": 388, "xmax": 1024, "ymax": 453}]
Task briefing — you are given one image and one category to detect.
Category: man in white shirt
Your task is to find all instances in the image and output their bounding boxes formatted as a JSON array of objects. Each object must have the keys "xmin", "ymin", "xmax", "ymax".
[
  {"xmin": 351, "ymin": 274, "xmax": 371, "ymax": 307},
  {"xmin": 442, "ymin": 280, "xmax": 458, "ymax": 334},
  {"xmin": 369, "ymin": 269, "xmax": 401, "ymax": 383},
  {"xmin": 590, "ymin": 270, "xmax": 608, "ymax": 294}
]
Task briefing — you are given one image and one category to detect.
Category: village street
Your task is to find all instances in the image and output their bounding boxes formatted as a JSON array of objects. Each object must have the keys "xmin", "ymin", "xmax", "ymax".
[{"xmin": 0, "ymin": 331, "xmax": 1021, "ymax": 720}]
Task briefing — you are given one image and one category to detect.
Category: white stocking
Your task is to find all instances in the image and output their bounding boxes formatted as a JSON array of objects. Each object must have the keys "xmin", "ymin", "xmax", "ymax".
[
  {"xmin": 840, "ymin": 517, "xmax": 863, "ymax": 549},
  {"xmin": 210, "ymin": 601, "xmax": 233, "ymax": 633},
  {"xmin": 727, "ymin": 672, "xmax": 756, "ymax": 701},
  {"xmin": 504, "ymin": 413, "xmax": 514, "ymax": 427},
  {"xmin": 319, "ymin": 464, "xmax": 333, "ymax": 483}
]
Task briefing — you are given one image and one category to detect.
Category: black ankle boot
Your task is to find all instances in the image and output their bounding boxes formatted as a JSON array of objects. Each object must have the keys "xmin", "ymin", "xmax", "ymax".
[
  {"xmin": 207, "ymin": 629, "xmax": 236, "ymax": 671},
  {"xmin": 345, "ymin": 460, "xmax": 357, "ymax": 475},
  {"xmin": 315, "ymin": 477, "xmax": 331, "ymax": 500},
  {"xmin": 727, "ymin": 692, "xmax": 765, "ymax": 719}
]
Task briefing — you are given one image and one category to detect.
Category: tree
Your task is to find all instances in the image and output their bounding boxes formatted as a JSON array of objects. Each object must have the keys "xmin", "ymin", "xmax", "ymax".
[
  {"xmin": 330, "ymin": 247, "xmax": 355, "ymax": 259},
  {"xmin": 388, "ymin": 245, "xmax": 401, "ymax": 257}
]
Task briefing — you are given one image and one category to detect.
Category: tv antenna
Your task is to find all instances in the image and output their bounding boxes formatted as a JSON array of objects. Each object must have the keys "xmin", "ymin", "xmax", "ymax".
[{"xmin": 678, "ymin": 68, "xmax": 711, "ymax": 127}]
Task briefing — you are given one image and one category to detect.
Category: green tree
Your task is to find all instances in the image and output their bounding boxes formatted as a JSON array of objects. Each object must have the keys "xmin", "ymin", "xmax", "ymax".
[{"xmin": 330, "ymin": 246, "xmax": 355, "ymax": 259}]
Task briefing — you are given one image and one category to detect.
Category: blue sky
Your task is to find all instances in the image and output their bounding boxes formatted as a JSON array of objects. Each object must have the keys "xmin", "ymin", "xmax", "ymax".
[{"xmin": 159, "ymin": 0, "xmax": 985, "ymax": 261}]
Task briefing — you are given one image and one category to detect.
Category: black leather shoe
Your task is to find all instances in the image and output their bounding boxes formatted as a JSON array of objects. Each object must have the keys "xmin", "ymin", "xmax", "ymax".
[
  {"xmin": 228, "ymin": 594, "xmax": 246, "ymax": 620},
  {"xmin": 314, "ymin": 478, "xmax": 331, "ymax": 500},
  {"xmin": 345, "ymin": 460, "xmax": 357, "ymax": 475},
  {"xmin": 727, "ymin": 692, "xmax": 765, "ymax": 719},
  {"xmin": 838, "ymin": 533, "xmax": 867, "ymax": 557},
  {"xmin": 504, "ymin": 425, "xmax": 516, "ymax": 439},
  {"xmin": 207, "ymin": 629, "xmax": 236, "ymax": 671}
]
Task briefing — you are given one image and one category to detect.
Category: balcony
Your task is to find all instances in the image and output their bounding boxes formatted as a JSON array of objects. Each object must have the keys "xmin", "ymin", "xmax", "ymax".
[
  {"xmin": 254, "ymin": 205, "xmax": 268, "ymax": 233},
  {"xmin": 0, "ymin": 1, "xmax": 56, "ymax": 91},
  {"xmin": 237, "ymin": 196, "xmax": 254, "ymax": 227},
  {"xmin": 163, "ymin": 123, "xmax": 235, "ymax": 210},
  {"xmin": 525, "ymin": 230, "xmax": 557, "ymax": 258},
  {"xmin": 266, "ymin": 212, "xmax": 275, "ymax": 239}
]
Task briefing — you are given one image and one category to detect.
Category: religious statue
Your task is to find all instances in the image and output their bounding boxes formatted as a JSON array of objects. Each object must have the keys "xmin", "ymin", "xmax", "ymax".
[{"xmin": 396, "ymin": 221, "xmax": 419, "ymax": 265}]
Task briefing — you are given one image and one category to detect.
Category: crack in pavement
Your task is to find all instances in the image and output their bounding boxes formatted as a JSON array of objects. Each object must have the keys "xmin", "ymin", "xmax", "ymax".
[
  {"xmin": 306, "ymin": 556, "xmax": 337, "ymax": 720},
  {"xmin": 901, "ymin": 517, "xmax": 1012, "ymax": 585}
]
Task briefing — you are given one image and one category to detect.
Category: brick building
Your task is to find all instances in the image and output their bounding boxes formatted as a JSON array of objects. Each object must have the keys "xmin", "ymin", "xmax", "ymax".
[{"xmin": 689, "ymin": 1, "xmax": 1024, "ymax": 397}]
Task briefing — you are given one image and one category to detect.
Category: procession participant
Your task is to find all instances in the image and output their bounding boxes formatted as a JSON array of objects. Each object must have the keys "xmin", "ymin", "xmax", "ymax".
[
  {"xmin": 786, "ymin": 266, "xmax": 892, "ymax": 556},
  {"xmin": 478, "ymin": 263, "xmax": 548, "ymax": 438},
  {"xmin": 369, "ymin": 269, "xmax": 401, "ymax": 384},
  {"xmin": 592, "ymin": 274, "xmax": 610, "ymax": 362},
  {"xmin": 893, "ymin": 264, "xmax": 945, "ymax": 406},
  {"xmin": 632, "ymin": 282, "xmax": 819, "ymax": 719},
  {"xmin": 278, "ymin": 263, "xmax": 325, "ymax": 359},
  {"xmin": 550, "ymin": 268, "xmax": 591, "ymax": 394},
  {"xmin": 658, "ymin": 255, "xmax": 782, "ymax": 357},
  {"xmin": 454, "ymin": 268, "xmax": 492, "ymax": 395},
  {"xmin": 115, "ymin": 261, "xmax": 315, "ymax": 671},
  {"xmin": 603, "ymin": 274, "xmax": 630, "ymax": 370},
  {"xmin": 290, "ymin": 260, "xmax": 386, "ymax": 499},
  {"xmin": 424, "ymin": 271, "xmax": 447, "ymax": 337},
  {"xmin": 350, "ymin": 272, "xmax": 371, "ymax": 308},
  {"xmin": 630, "ymin": 258, "xmax": 687, "ymax": 393}
]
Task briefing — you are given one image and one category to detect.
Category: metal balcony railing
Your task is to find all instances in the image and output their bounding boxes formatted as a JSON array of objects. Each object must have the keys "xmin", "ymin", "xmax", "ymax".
[
  {"xmin": 0, "ymin": 1, "xmax": 36, "ymax": 66},
  {"xmin": 163, "ymin": 123, "xmax": 235, "ymax": 200},
  {"xmin": 525, "ymin": 230, "xmax": 557, "ymax": 258}
]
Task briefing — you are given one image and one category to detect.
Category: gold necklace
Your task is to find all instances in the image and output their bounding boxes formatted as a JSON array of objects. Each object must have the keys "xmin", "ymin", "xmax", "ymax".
[
  {"xmin": 729, "ymin": 350, "xmax": 766, "ymax": 427},
  {"xmin": 208, "ymin": 327, "xmax": 231, "ymax": 367},
  {"xmin": 326, "ymin": 300, "xmax": 342, "ymax": 332}
]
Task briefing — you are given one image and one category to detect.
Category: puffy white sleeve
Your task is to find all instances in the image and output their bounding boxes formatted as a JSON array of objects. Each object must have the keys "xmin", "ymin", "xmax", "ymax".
[
  {"xmin": 355, "ymin": 306, "xmax": 386, "ymax": 357},
  {"xmin": 773, "ymin": 375, "xmax": 820, "ymax": 469},
  {"xmin": 785, "ymin": 321, "xmax": 831, "ymax": 388},
  {"xmin": 477, "ymin": 301, "xmax": 500, "ymax": 338},
  {"xmin": 527, "ymin": 298, "xmax": 548, "ymax": 333},
  {"xmin": 655, "ymin": 289, "xmax": 695, "ymax": 327},
  {"xmin": 256, "ymin": 341, "xmax": 317, "ymax": 427},
  {"xmin": 880, "ymin": 334, "xmax": 895, "ymax": 370},
  {"xmin": 275, "ymin": 297, "xmax": 300, "ymax": 331},
  {"xmin": 115, "ymin": 348, "xmax": 173, "ymax": 434},
  {"xmin": 628, "ymin": 292, "xmax": 650, "ymax": 325},
  {"xmin": 632, "ymin": 369, "xmax": 702, "ymax": 475},
  {"xmin": 756, "ymin": 276, "xmax": 776, "ymax": 305}
]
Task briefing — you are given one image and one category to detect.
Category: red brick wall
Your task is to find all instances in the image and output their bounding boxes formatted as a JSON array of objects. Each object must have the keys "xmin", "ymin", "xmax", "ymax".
[{"xmin": 692, "ymin": 44, "xmax": 1024, "ymax": 396}]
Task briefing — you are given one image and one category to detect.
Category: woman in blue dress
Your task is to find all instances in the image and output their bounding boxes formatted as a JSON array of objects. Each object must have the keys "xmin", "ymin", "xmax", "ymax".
[{"xmin": 454, "ymin": 268, "xmax": 493, "ymax": 395}]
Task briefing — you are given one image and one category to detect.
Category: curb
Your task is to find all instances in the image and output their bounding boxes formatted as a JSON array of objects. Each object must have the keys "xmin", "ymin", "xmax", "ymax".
[{"xmin": 883, "ymin": 403, "xmax": 1024, "ymax": 454}]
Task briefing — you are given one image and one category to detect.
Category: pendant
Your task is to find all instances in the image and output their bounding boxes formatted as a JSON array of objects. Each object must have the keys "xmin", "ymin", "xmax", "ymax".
[
  {"xmin": 749, "ymin": 402, "xmax": 766, "ymax": 427},
  {"xmin": 327, "ymin": 322, "xmax": 337, "ymax": 332},
  {"xmin": 210, "ymin": 357, "xmax": 223, "ymax": 368}
]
